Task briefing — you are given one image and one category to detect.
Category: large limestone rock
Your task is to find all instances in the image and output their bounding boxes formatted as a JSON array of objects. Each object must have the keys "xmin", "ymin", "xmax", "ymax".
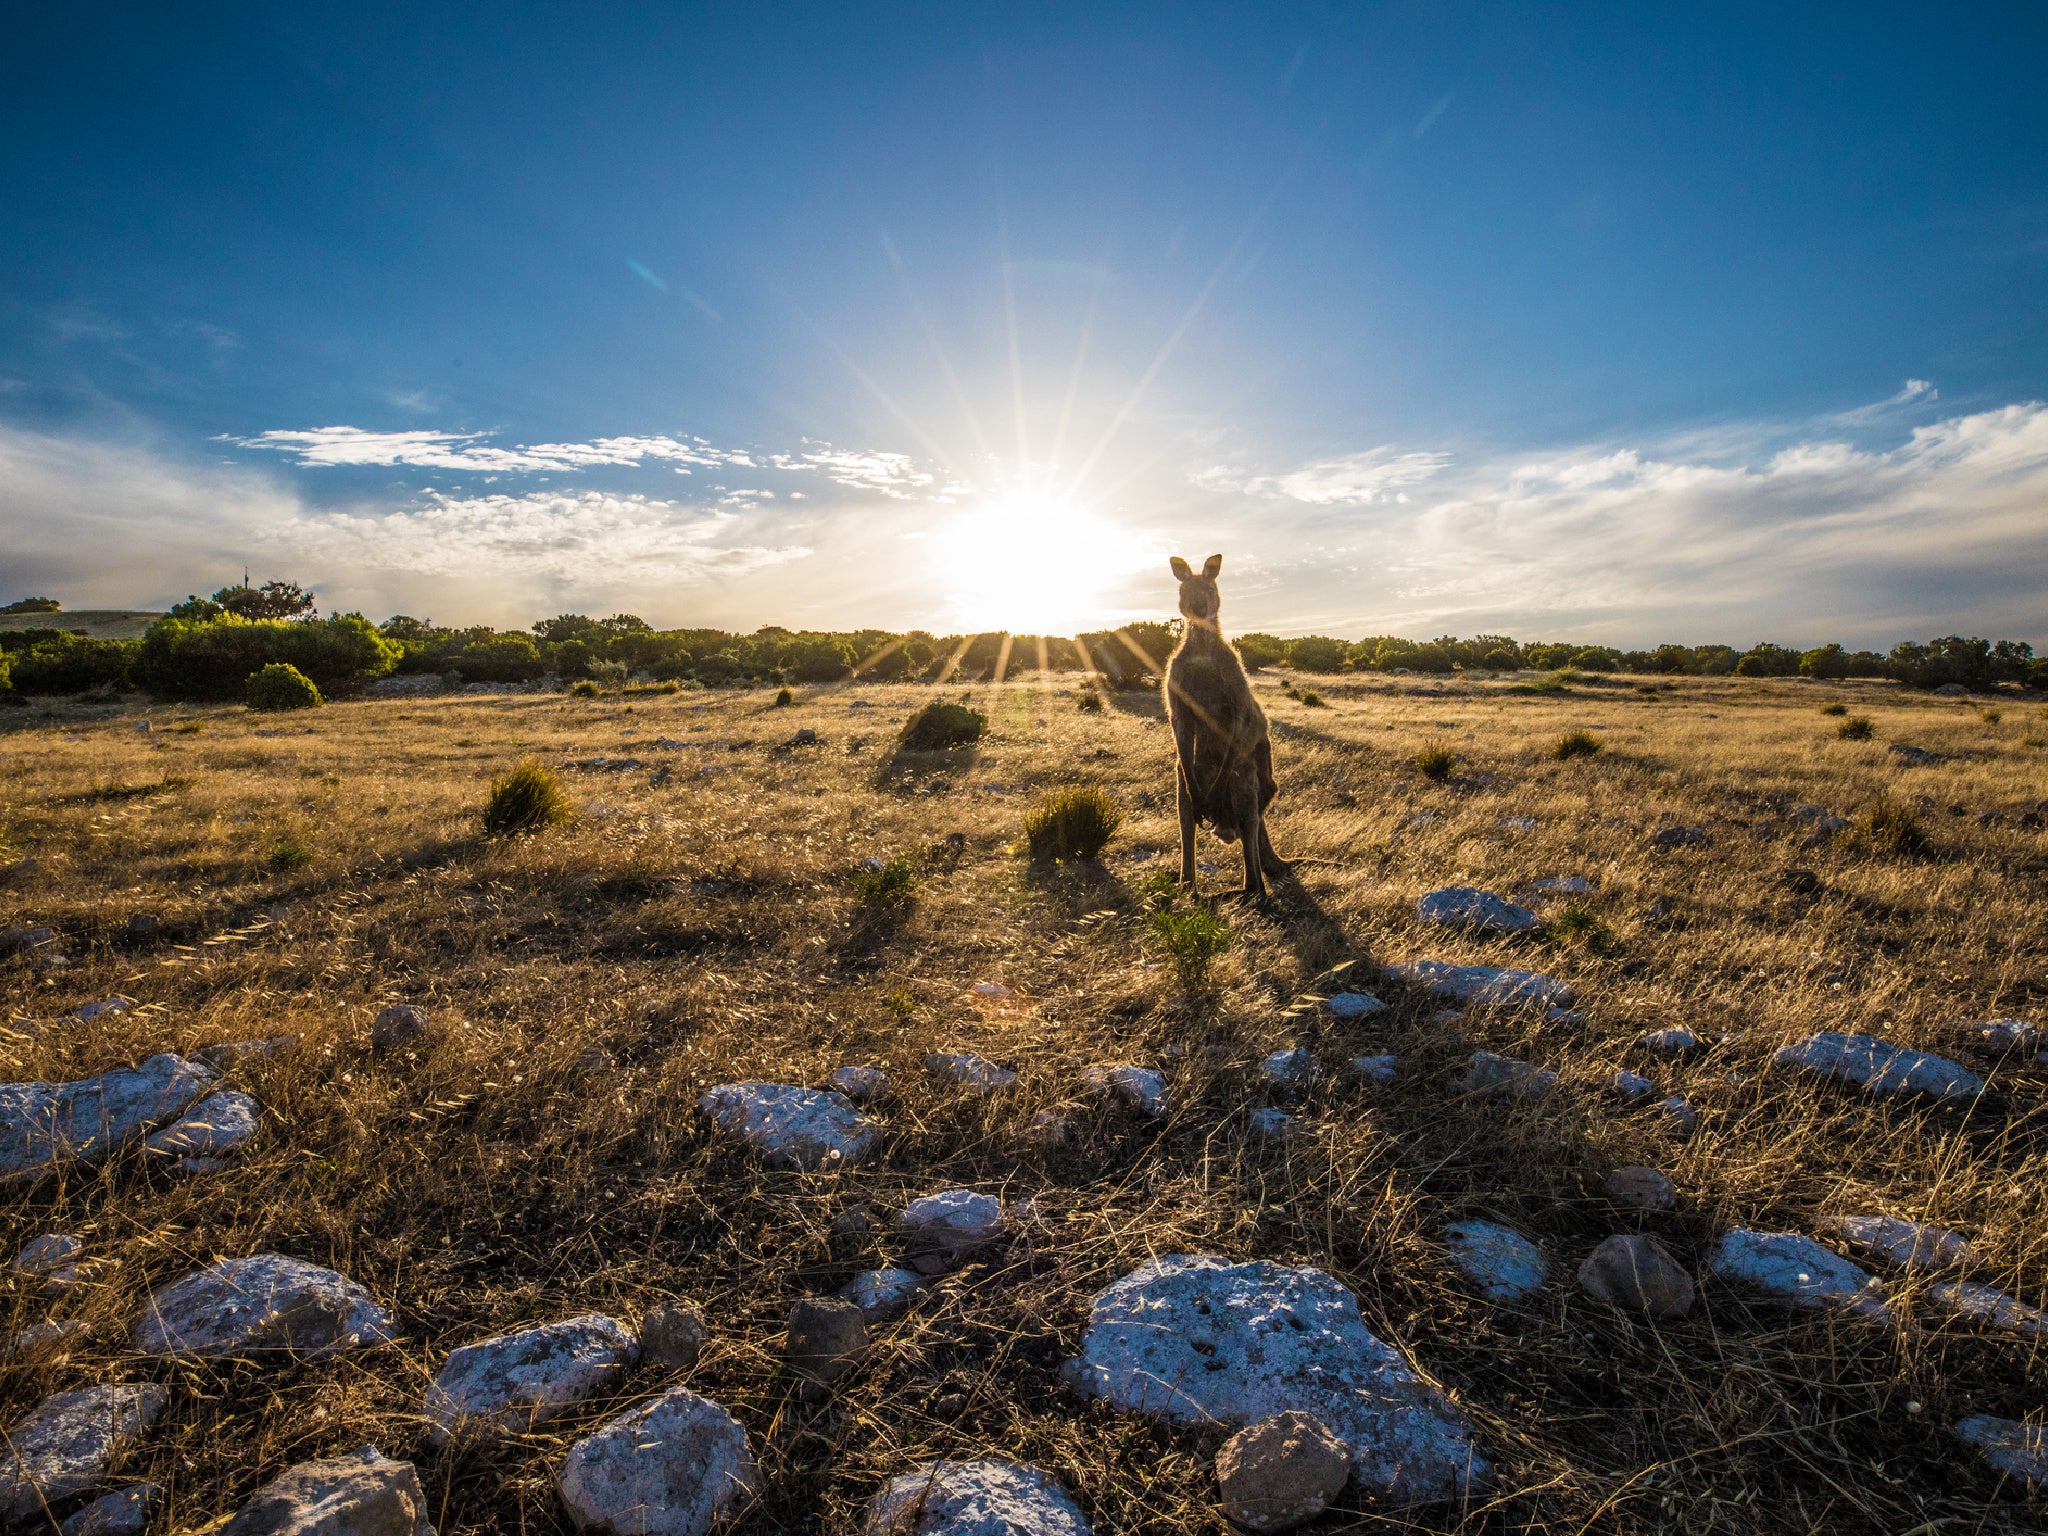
[
  {"xmin": 557, "ymin": 1388, "xmax": 760, "ymax": 1536},
  {"xmin": 1707, "ymin": 1231, "xmax": 1891, "ymax": 1322},
  {"xmin": 1390, "ymin": 962, "xmax": 1572, "ymax": 1008},
  {"xmin": 219, "ymin": 1446, "xmax": 433, "ymax": 1536},
  {"xmin": 1771, "ymin": 1032, "xmax": 1983, "ymax": 1101},
  {"xmin": 1442, "ymin": 1222, "xmax": 1548, "ymax": 1302},
  {"xmin": 1214, "ymin": 1412, "xmax": 1351, "ymax": 1533},
  {"xmin": 863, "ymin": 1461, "xmax": 1089, "ymax": 1536},
  {"xmin": 135, "ymin": 1253, "xmax": 398, "ymax": 1359},
  {"xmin": 0, "ymin": 1384, "xmax": 167, "ymax": 1526},
  {"xmin": 1415, "ymin": 887, "xmax": 1540, "ymax": 936},
  {"xmin": 144, "ymin": 1091, "xmax": 259, "ymax": 1158},
  {"xmin": 1954, "ymin": 1415, "xmax": 2046, "ymax": 1488},
  {"xmin": 696, "ymin": 1082, "xmax": 877, "ymax": 1170},
  {"xmin": 1063, "ymin": 1255, "xmax": 1487, "ymax": 1505},
  {"xmin": 2, "ymin": 1053, "xmax": 217, "ymax": 1180},
  {"xmin": 425, "ymin": 1314, "xmax": 640, "ymax": 1443},
  {"xmin": 1824, "ymin": 1215, "xmax": 1976, "ymax": 1270}
]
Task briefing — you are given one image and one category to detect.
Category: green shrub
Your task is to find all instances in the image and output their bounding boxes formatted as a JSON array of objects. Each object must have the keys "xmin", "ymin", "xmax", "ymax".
[
  {"xmin": 570, "ymin": 679, "xmax": 602, "ymax": 699},
  {"xmin": 134, "ymin": 613, "xmax": 398, "ymax": 699},
  {"xmin": 850, "ymin": 856, "xmax": 918, "ymax": 907},
  {"xmin": 774, "ymin": 687, "xmax": 794, "ymax": 707},
  {"xmin": 900, "ymin": 700, "xmax": 987, "ymax": 750},
  {"xmin": 1554, "ymin": 730, "xmax": 1603, "ymax": 760},
  {"xmin": 1, "ymin": 596, "xmax": 61, "ymax": 614},
  {"xmin": 1414, "ymin": 739, "xmax": 1456, "ymax": 780},
  {"xmin": 1077, "ymin": 688, "xmax": 1103, "ymax": 713},
  {"xmin": 1569, "ymin": 648, "xmax": 1617, "ymax": 672},
  {"xmin": 266, "ymin": 836, "xmax": 313, "ymax": 871},
  {"xmin": 5, "ymin": 633, "xmax": 136, "ymax": 694},
  {"xmin": 1146, "ymin": 905, "xmax": 1231, "ymax": 992},
  {"xmin": 1547, "ymin": 904, "xmax": 1613, "ymax": 951},
  {"xmin": 483, "ymin": 760, "xmax": 574, "ymax": 835},
  {"xmin": 246, "ymin": 663, "xmax": 323, "ymax": 711},
  {"xmin": 1285, "ymin": 635, "xmax": 1350, "ymax": 673},
  {"xmin": 1860, "ymin": 794, "xmax": 1925, "ymax": 854},
  {"xmin": 1299, "ymin": 689, "xmax": 1326, "ymax": 708},
  {"xmin": 1024, "ymin": 786, "xmax": 1125, "ymax": 861},
  {"xmin": 1820, "ymin": 701, "xmax": 1848, "ymax": 716},
  {"xmin": 1836, "ymin": 715, "xmax": 1875, "ymax": 740}
]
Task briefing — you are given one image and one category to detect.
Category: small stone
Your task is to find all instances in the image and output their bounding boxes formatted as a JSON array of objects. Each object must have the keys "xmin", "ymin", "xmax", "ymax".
[
  {"xmin": 60, "ymin": 1483, "xmax": 159, "ymax": 1536},
  {"xmin": 898, "ymin": 1189, "xmax": 1004, "ymax": 1272},
  {"xmin": 1601, "ymin": 1166, "xmax": 1676, "ymax": 1211},
  {"xmin": 1647, "ymin": 826, "xmax": 1708, "ymax": 848},
  {"xmin": 75, "ymin": 995, "xmax": 136, "ymax": 1022},
  {"xmin": 1576, "ymin": 1234, "xmax": 1694, "ymax": 1318},
  {"xmin": 1954, "ymin": 1415, "xmax": 2046, "ymax": 1488},
  {"xmin": 1958, "ymin": 1018, "xmax": 2041, "ymax": 1053},
  {"xmin": 831, "ymin": 1206, "xmax": 876, "ymax": 1238},
  {"xmin": 557, "ymin": 1388, "xmax": 760, "ymax": 1536},
  {"xmin": 1530, "ymin": 876, "xmax": 1594, "ymax": 897},
  {"xmin": 0, "ymin": 924, "xmax": 56, "ymax": 954},
  {"xmin": 145, "ymin": 1090, "xmax": 259, "ymax": 1158},
  {"xmin": 1349, "ymin": 1054, "xmax": 1397, "ymax": 1085},
  {"xmin": 828, "ymin": 1065, "xmax": 891, "ymax": 1103},
  {"xmin": 926, "ymin": 1051, "xmax": 1018, "ymax": 1092},
  {"xmin": 7, "ymin": 1319, "xmax": 89, "ymax": 1360},
  {"xmin": 0, "ymin": 1384, "xmax": 167, "ymax": 1526},
  {"xmin": 1707, "ymin": 1230, "xmax": 1890, "ymax": 1321},
  {"xmin": 697, "ymin": 1081, "xmax": 878, "ymax": 1170},
  {"xmin": 1259, "ymin": 1048, "xmax": 1315, "ymax": 1089},
  {"xmin": 370, "ymin": 1004, "xmax": 430, "ymax": 1047},
  {"xmin": 219, "ymin": 1446, "xmax": 432, "ymax": 1536},
  {"xmin": 1415, "ymin": 887, "xmax": 1540, "ymax": 935},
  {"xmin": 1824, "ymin": 1215, "xmax": 1977, "ymax": 1270},
  {"xmin": 1772, "ymin": 1032, "xmax": 1984, "ymax": 1100},
  {"xmin": 1248, "ymin": 1107, "xmax": 1297, "ymax": 1138},
  {"xmin": 1454, "ymin": 1051, "xmax": 1558, "ymax": 1100},
  {"xmin": 841, "ymin": 1268, "xmax": 924, "ymax": 1325},
  {"xmin": 135, "ymin": 1253, "xmax": 398, "ymax": 1358},
  {"xmin": 1608, "ymin": 1070, "xmax": 1656, "ymax": 1103},
  {"xmin": 1390, "ymin": 961, "xmax": 1573, "ymax": 1009},
  {"xmin": 1634, "ymin": 1026, "xmax": 1704, "ymax": 1057},
  {"xmin": 1781, "ymin": 867, "xmax": 1821, "ymax": 895},
  {"xmin": 425, "ymin": 1313, "xmax": 639, "ymax": 1443},
  {"xmin": 863, "ymin": 1461, "xmax": 1089, "ymax": 1536},
  {"xmin": 785, "ymin": 1297, "xmax": 868, "ymax": 1390},
  {"xmin": 15, "ymin": 1231, "xmax": 83, "ymax": 1282},
  {"xmin": 1888, "ymin": 743, "xmax": 1940, "ymax": 764},
  {"xmin": 1442, "ymin": 1221, "xmax": 1548, "ymax": 1301},
  {"xmin": 1926, "ymin": 1280, "xmax": 2048, "ymax": 1337},
  {"xmin": 1085, "ymin": 1063, "xmax": 1169, "ymax": 1117},
  {"xmin": 639, "ymin": 1302, "xmax": 708, "ymax": 1370},
  {"xmin": 1215, "ymin": 1411, "xmax": 1353, "ymax": 1532},
  {"xmin": 1658, "ymin": 1097, "xmax": 1698, "ymax": 1136},
  {"xmin": 122, "ymin": 915, "xmax": 160, "ymax": 943},
  {"xmin": 1325, "ymin": 992, "xmax": 1384, "ymax": 1019}
]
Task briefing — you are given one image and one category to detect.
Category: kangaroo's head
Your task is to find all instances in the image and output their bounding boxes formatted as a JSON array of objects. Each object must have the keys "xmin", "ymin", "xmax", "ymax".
[{"xmin": 1170, "ymin": 554, "xmax": 1224, "ymax": 627}]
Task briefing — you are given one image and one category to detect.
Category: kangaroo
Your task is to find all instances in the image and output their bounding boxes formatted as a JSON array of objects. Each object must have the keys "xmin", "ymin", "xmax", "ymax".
[{"xmin": 1163, "ymin": 554, "xmax": 1285, "ymax": 898}]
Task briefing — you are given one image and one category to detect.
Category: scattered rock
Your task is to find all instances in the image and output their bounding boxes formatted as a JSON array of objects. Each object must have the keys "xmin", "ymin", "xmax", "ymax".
[
  {"xmin": 898, "ymin": 1190, "xmax": 1003, "ymax": 1273},
  {"xmin": 75, "ymin": 996, "xmax": 135, "ymax": 1023},
  {"xmin": 1657, "ymin": 1097, "xmax": 1699, "ymax": 1137},
  {"xmin": 785, "ymin": 1297, "xmax": 868, "ymax": 1392},
  {"xmin": 1064, "ymin": 1255, "xmax": 1488, "ymax": 1505},
  {"xmin": 194, "ymin": 1035, "xmax": 299, "ymax": 1070},
  {"xmin": 1259, "ymin": 1048, "xmax": 1315, "ymax": 1089},
  {"xmin": 1958, "ymin": 1018, "xmax": 2041, "ymax": 1053},
  {"xmin": 0, "ymin": 924, "xmax": 55, "ymax": 954},
  {"xmin": 1634, "ymin": 1026, "xmax": 1705, "ymax": 1057},
  {"xmin": 640, "ymin": 1302, "xmax": 708, "ymax": 1370},
  {"xmin": 1454, "ymin": 1051, "xmax": 1558, "ymax": 1100},
  {"xmin": 1390, "ymin": 961, "xmax": 1573, "ymax": 1008},
  {"xmin": 1415, "ymin": 887, "xmax": 1540, "ymax": 936},
  {"xmin": 697, "ymin": 1082, "xmax": 878, "ymax": 1170},
  {"xmin": 784, "ymin": 728, "xmax": 821, "ymax": 747},
  {"xmin": 827, "ymin": 1066, "xmax": 891, "ymax": 1104},
  {"xmin": 1530, "ymin": 876, "xmax": 1594, "ymax": 897},
  {"xmin": 1247, "ymin": 1107, "xmax": 1297, "ymax": 1138},
  {"xmin": 1024, "ymin": 1110, "xmax": 1071, "ymax": 1148},
  {"xmin": 1824, "ymin": 1215, "xmax": 1977, "ymax": 1270},
  {"xmin": 1601, "ymin": 1166, "xmax": 1676, "ymax": 1211},
  {"xmin": 1608, "ymin": 1070, "xmax": 1656, "ymax": 1103},
  {"xmin": 863, "ymin": 1461, "xmax": 1089, "ymax": 1536},
  {"xmin": 1954, "ymin": 1415, "xmax": 2046, "ymax": 1488},
  {"xmin": 370, "ymin": 1004, "xmax": 431, "ymax": 1048},
  {"xmin": 1215, "ymin": 1411, "xmax": 1352, "ymax": 1533},
  {"xmin": 557, "ymin": 1388, "xmax": 760, "ymax": 1536},
  {"xmin": 8, "ymin": 1319, "xmax": 89, "ymax": 1360},
  {"xmin": 926, "ymin": 1051, "xmax": 1018, "ymax": 1092},
  {"xmin": 425, "ymin": 1313, "xmax": 639, "ymax": 1443},
  {"xmin": 1772, "ymin": 1032, "xmax": 1984, "ymax": 1100},
  {"xmin": 1647, "ymin": 826, "xmax": 1707, "ymax": 848},
  {"xmin": 122, "ymin": 916, "xmax": 160, "ymax": 944},
  {"xmin": 59, "ymin": 1482, "xmax": 158, "ymax": 1536},
  {"xmin": 1443, "ymin": 1221, "xmax": 1548, "ymax": 1301},
  {"xmin": 219, "ymin": 1446, "xmax": 432, "ymax": 1536},
  {"xmin": 1349, "ymin": 1054, "xmax": 1397, "ymax": 1085},
  {"xmin": 1084, "ymin": 1063, "xmax": 1168, "ymax": 1117},
  {"xmin": 1707, "ymin": 1231, "xmax": 1890, "ymax": 1321},
  {"xmin": 16, "ymin": 1231, "xmax": 83, "ymax": 1285},
  {"xmin": 842, "ymin": 1268, "xmax": 924, "ymax": 1325},
  {"xmin": 1888, "ymin": 743, "xmax": 1940, "ymax": 765},
  {"xmin": 2, "ymin": 1053, "xmax": 218, "ymax": 1181},
  {"xmin": 0, "ymin": 1384, "xmax": 167, "ymax": 1526},
  {"xmin": 1324, "ymin": 992, "xmax": 1385, "ymax": 1020},
  {"xmin": 830, "ymin": 1206, "xmax": 876, "ymax": 1239},
  {"xmin": 135, "ymin": 1252, "xmax": 398, "ymax": 1358},
  {"xmin": 144, "ymin": 1090, "xmax": 259, "ymax": 1158},
  {"xmin": 1926, "ymin": 1281, "xmax": 2048, "ymax": 1337}
]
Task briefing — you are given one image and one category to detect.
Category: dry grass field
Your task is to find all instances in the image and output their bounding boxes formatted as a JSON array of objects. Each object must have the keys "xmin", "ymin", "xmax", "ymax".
[{"xmin": 3, "ymin": 668, "xmax": 2045, "ymax": 1533}]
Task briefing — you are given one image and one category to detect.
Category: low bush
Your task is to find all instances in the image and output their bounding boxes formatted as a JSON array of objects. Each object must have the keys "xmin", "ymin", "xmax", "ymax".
[
  {"xmin": 135, "ymin": 614, "xmax": 398, "ymax": 699},
  {"xmin": 1554, "ymin": 730, "xmax": 1603, "ymax": 760},
  {"xmin": 1023, "ymin": 786, "xmax": 1125, "ymax": 861},
  {"xmin": 569, "ymin": 679, "xmax": 602, "ymax": 698},
  {"xmin": 1980, "ymin": 707, "xmax": 2002, "ymax": 724},
  {"xmin": 1414, "ymin": 739, "xmax": 1456, "ymax": 780},
  {"xmin": 1860, "ymin": 794, "xmax": 1926, "ymax": 854},
  {"xmin": 1820, "ymin": 701, "xmax": 1848, "ymax": 716},
  {"xmin": 585, "ymin": 658, "xmax": 628, "ymax": 690},
  {"xmin": 1299, "ymin": 689, "xmax": 1326, "ymax": 708},
  {"xmin": 774, "ymin": 687, "xmax": 794, "ymax": 707},
  {"xmin": 1077, "ymin": 688, "xmax": 1103, "ymax": 713},
  {"xmin": 850, "ymin": 856, "xmax": 917, "ymax": 907},
  {"xmin": 247, "ymin": 663, "xmax": 322, "ymax": 711},
  {"xmin": 5, "ymin": 632, "xmax": 136, "ymax": 694},
  {"xmin": 483, "ymin": 760, "xmax": 574, "ymax": 835},
  {"xmin": 1146, "ymin": 904, "xmax": 1231, "ymax": 993},
  {"xmin": 900, "ymin": 700, "xmax": 986, "ymax": 750},
  {"xmin": 1836, "ymin": 715, "xmax": 1875, "ymax": 740},
  {"xmin": 1548, "ymin": 904, "xmax": 1614, "ymax": 951}
]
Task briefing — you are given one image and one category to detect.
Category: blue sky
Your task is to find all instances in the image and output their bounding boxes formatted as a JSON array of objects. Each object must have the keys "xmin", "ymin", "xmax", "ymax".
[{"xmin": 5, "ymin": 2, "xmax": 2047, "ymax": 643}]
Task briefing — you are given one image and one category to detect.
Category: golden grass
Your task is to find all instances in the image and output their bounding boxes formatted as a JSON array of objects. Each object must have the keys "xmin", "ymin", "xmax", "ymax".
[{"xmin": 2, "ymin": 671, "xmax": 2045, "ymax": 1531}]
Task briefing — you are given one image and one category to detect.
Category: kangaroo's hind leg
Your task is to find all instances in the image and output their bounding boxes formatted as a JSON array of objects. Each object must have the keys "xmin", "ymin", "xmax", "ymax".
[
  {"xmin": 1253, "ymin": 737, "xmax": 1287, "ymax": 876},
  {"xmin": 1176, "ymin": 764, "xmax": 1198, "ymax": 887},
  {"xmin": 1236, "ymin": 783, "xmax": 1267, "ymax": 900}
]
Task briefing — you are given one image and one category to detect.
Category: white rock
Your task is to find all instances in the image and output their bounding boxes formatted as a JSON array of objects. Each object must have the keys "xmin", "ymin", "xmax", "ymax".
[
  {"xmin": 1, "ymin": 1053, "xmax": 217, "ymax": 1180},
  {"xmin": 969, "ymin": 981, "xmax": 1012, "ymax": 999},
  {"xmin": 75, "ymin": 996, "xmax": 136, "ymax": 1022},
  {"xmin": 0, "ymin": 1384, "xmax": 167, "ymax": 1526},
  {"xmin": 1064, "ymin": 1255, "xmax": 1488, "ymax": 1505},
  {"xmin": 864, "ymin": 1461, "xmax": 1089, "ymax": 1536},
  {"xmin": 1635, "ymin": 1027, "xmax": 1704, "ymax": 1057},
  {"xmin": 557, "ymin": 1387, "xmax": 760, "ymax": 1536},
  {"xmin": 1958, "ymin": 1018, "xmax": 2041, "ymax": 1052},
  {"xmin": 1824, "ymin": 1215, "xmax": 1977, "ymax": 1270},
  {"xmin": 926, "ymin": 1051, "xmax": 1019, "ymax": 1092},
  {"xmin": 1954, "ymin": 1415, "xmax": 2046, "ymax": 1487},
  {"xmin": 1084, "ymin": 1064, "xmax": 1168, "ymax": 1117},
  {"xmin": 1499, "ymin": 816, "xmax": 1537, "ymax": 832},
  {"xmin": 135, "ymin": 1252, "xmax": 398, "ymax": 1358},
  {"xmin": 1390, "ymin": 962, "xmax": 1573, "ymax": 1008},
  {"xmin": 1325, "ymin": 992, "xmax": 1385, "ymax": 1020},
  {"xmin": 841, "ymin": 1268, "xmax": 925, "ymax": 1325},
  {"xmin": 1771, "ymin": 1032, "xmax": 1983, "ymax": 1100},
  {"xmin": 1454, "ymin": 1051, "xmax": 1558, "ymax": 1100},
  {"xmin": 1926, "ymin": 1280, "xmax": 2048, "ymax": 1337},
  {"xmin": 1707, "ymin": 1231, "xmax": 1891, "ymax": 1321},
  {"xmin": 219, "ymin": 1446, "xmax": 433, "ymax": 1536},
  {"xmin": 60, "ymin": 1483, "xmax": 158, "ymax": 1536},
  {"xmin": 696, "ymin": 1082, "xmax": 878, "ymax": 1170},
  {"xmin": 1349, "ymin": 1055, "xmax": 1398, "ymax": 1086},
  {"xmin": 425, "ymin": 1313, "xmax": 640, "ymax": 1443},
  {"xmin": 1608, "ymin": 1070, "xmax": 1656, "ymax": 1102},
  {"xmin": 145, "ymin": 1090, "xmax": 259, "ymax": 1157},
  {"xmin": 1442, "ymin": 1221, "xmax": 1548, "ymax": 1301},
  {"xmin": 1530, "ymin": 876, "xmax": 1594, "ymax": 897},
  {"xmin": 827, "ymin": 1066, "xmax": 891, "ymax": 1104},
  {"xmin": 898, "ymin": 1190, "xmax": 1004, "ymax": 1260},
  {"xmin": 1415, "ymin": 887, "xmax": 1540, "ymax": 936},
  {"xmin": 1260, "ymin": 1048, "xmax": 1315, "ymax": 1089},
  {"xmin": 1247, "ymin": 1108, "xmax": 1297, "ymax": 1138}
]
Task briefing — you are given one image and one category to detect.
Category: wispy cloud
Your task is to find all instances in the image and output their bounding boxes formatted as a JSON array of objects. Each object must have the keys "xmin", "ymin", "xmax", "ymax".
[
  {"xmin": 1195, "ymin": 445, "xmax": 1451, "ymax": 505},
  {"xmin": 226, "ymin": 426, "xmax": 754, "ymax": 473},
  {"xmin": 772, "ymin": 442, "xmax": 961, "ymax": 499},
  {"xmin": 1827, "ymin": 376, "xmax": 1939, "ymax": 426}
]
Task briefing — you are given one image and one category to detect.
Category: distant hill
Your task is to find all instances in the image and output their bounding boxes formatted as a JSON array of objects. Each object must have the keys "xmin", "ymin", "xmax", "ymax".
[{"xmin": 0, "ymin": 609, "xmax": 162, "ymax": 639}]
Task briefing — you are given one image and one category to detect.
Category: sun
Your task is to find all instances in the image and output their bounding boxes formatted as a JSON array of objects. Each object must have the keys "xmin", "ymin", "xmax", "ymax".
[{"xmin": 931, "ymin": 480, "xmax": 1150, "ymax": 635}]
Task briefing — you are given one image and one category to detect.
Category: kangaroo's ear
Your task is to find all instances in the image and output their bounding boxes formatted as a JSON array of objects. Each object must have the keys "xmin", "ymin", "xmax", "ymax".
[
  {"xmin": 1202, "ymin": 553, "xmax": 1223, "ymax": 578},
  {"xmin": 1169, "ymin": 556, "xmax": 1193, "ymax": 580}
]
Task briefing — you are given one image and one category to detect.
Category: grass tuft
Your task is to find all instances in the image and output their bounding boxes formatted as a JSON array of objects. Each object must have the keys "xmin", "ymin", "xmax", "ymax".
[
  {"xmin": 1145, "ymin": 903, "xmax": 1231, "ymax": 993},
  {"xmin": 482, "ymin": 759, "xmax": 574, "ymax": 836},
  {"xmin": 1299, "ymin": 689, "xmax": 1326, "ymax": 708},
  {"xmin": 1547, "ymin": 903, "xmax": 1614, "ymax": 951},
  {"xmin": 899, "ymin": 699, "xmax": 986, "ymax": 750},
  {"xmin": 569, "ymin": 679, "xmax": 602, "ymax": 698},
  {"xmin": 1836, "ymin": 715, "xmax": 1875, "ymax": 740},
  {"xmin": 1413, "ymin": 738, "xmax": 1456, "ymax": 780},
  {"xmin": 1979, "ymin": 707, "xmax": 2001, "ymax": 724},
  {"xmin": 1859, "ymin": 792, "xmax": 1926, "ymax": 854},
  {"xmin": 850, "ymin": 856, "xmax": 917, "ymax": 907},
  {"xmin": 1023, "ymin": 786, "xmax": 1125, "ymax": 862},
  {"xmin": 1820, "ymin": 701, "xmax": 1849, "ymax": 716},
  {"xmin": 266, "ymin": 836, "xmax": 313, "ymax": 871},
  {"xmin": 1554, "ymin": 730, "xmax": 1603, "ymax": 760},
  {"xmin": 1077, "ymin": 688, "xmax": 1103, "ymax": 713}
]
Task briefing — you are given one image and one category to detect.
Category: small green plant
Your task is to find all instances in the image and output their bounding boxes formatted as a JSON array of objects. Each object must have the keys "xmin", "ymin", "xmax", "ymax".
[
  {"xmin": 246, "ymin": 663, "xmax": 322, "ymax": 712},
  {"xmin": 1023, "ymin": 786, "xmax": 1125, "ymax": 862},
  {"xmin": 570, "ymin": 679, "xmax": 602, "ymax": 699},
  {"xmin": 1414, "ymin": 739, "xmax": 1456, "ymax": 780},
  {"xmin": 773, "ymin": 687, "xmax": 794, "ymax": 707},
  {"xmin": 1554, "ymin": 730, "xmax": 1603, "ymax": 760},
  {"xmin": 266, "ymin": 836, "xmax": 313, "ymax": 871},
  {"xmin": 1548, "ymin": 904, "xmax": 1613, "ymax": 951},
  {"xmin": 1299, "ymin": 689, "xmax": 1326, "ymax": 708},
  {"xmin": 1860, "ymin": 793, "xmax": 1926, "ymax": 854},
  {"xmin": 1980, "ymin": 707, "xmax": 2002, "ymax": 724},
  {"xmin": 899, "ymin": 700, "xmax": 987, "ymax": 750},
  {"xmin": 883, "ymin": 988, "xmax": 916, "ymax": 1018},
  {"xmin": 1146, "ymin": 904, "xmax": 1231, "ymax": 993},
  {"xmin": 1138, "ymin": 868, "xmax": 1180, "ymax": 908},
  {"xmin": 483, "ymin": 759, "xmax": 574, "ymax": 835},
  {"xmin": 1077, "ymin": 689, "xmax": 1103, "ymax": 713},
  {"xmin": 1820, "ymin": 701, "xmax": 1848, "ymax": 717},
  {"xmin": 1836, "ymin": 715, "xmax": 1875, "ymax": 740},
  {"xmin": 850, "ymin": 856, "xmax": 918, "ymax": 907}
]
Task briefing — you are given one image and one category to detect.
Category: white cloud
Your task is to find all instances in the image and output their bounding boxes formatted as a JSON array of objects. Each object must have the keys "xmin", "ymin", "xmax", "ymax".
[
  {"xmin": 1195, "ymin": 445, "xmax": 1451, "ymax": 505},
  {"xmin": 1827, "ymin": 377, "xmax": 1940, "ymax": 427},
  {"xmin": 227, "ymin": 426, "xmax": 754, "ymax": 473},
  {"xmin": 781, "ymin": 443, "xmax": 940, "ymax": 499}
]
